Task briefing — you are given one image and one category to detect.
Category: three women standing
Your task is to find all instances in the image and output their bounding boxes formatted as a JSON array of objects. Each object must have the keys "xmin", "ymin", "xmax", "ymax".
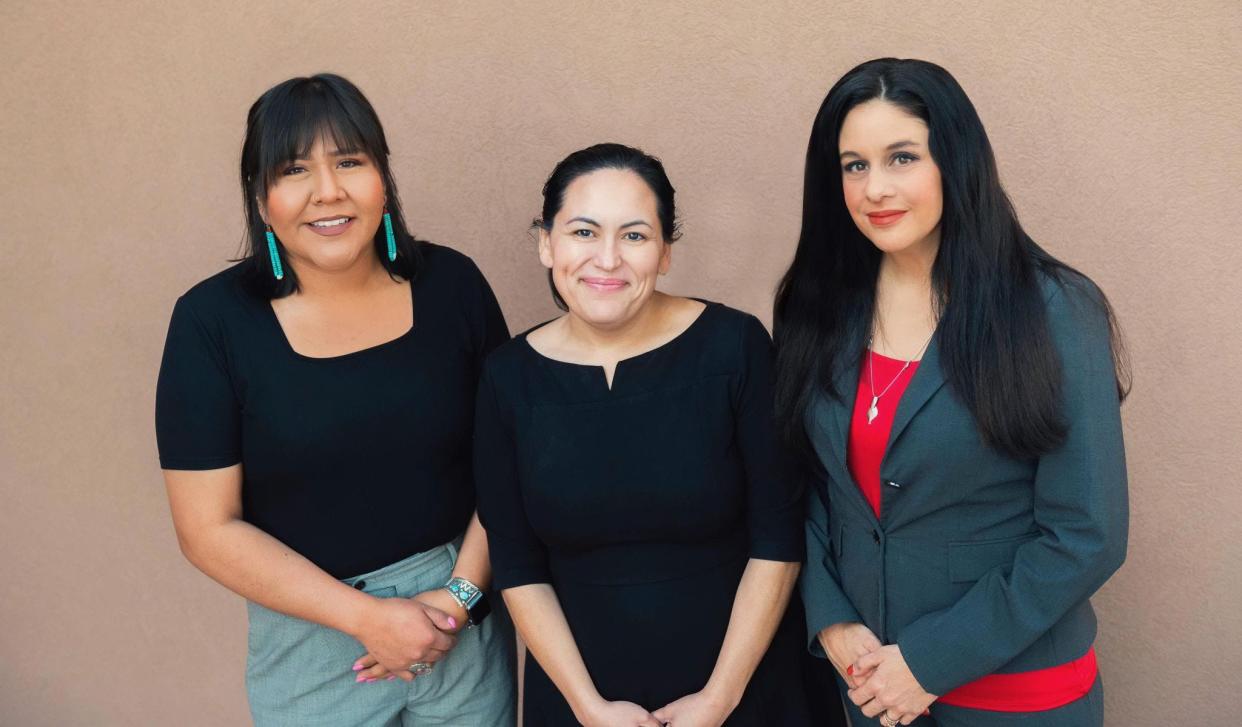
[{"xmin": 158, "ymin": 59, "xmax": 1128, "ymax": 727}]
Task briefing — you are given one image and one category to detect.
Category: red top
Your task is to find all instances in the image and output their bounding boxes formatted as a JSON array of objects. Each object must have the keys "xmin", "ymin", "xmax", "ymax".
[{"xmin": 847, "ymin": 351, "xmax": 1097, "ymax": 712}]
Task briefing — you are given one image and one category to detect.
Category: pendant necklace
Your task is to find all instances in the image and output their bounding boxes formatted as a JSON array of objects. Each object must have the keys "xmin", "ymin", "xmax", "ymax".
[{"xmin": 866, "ymin": 330, "xmax": 935, "ymax": 425}]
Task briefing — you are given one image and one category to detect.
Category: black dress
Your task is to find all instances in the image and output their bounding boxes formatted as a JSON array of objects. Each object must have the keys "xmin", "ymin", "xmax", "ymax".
[{"xmin": 475, "ymin": 302, "xmax": 811, "ymax": 726}]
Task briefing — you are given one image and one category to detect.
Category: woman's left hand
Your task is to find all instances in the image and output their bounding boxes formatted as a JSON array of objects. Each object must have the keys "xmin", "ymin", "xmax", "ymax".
[
  {"xmin": 352, "ymin": 588, "xmax": 469, "ymax": 682},
  {"xmin": 846, "ymin": 645, "xmax": 936, "ymax": 725},
  {"xmin": 651, "ymin": 688, "xmax": 736, "ymax": 727}
]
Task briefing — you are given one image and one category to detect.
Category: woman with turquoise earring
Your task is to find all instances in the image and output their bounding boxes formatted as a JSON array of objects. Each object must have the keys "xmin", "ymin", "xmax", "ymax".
[{"xmin": 155, "ymin": 73, "xmax": 516, "ymax": 726}]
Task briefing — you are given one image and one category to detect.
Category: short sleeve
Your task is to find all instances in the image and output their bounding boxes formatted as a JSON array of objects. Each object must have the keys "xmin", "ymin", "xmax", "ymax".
[
  {"xmin": 473, "ymin": 363, "xmax": 552, "ymax": 589},
  {"xmin": 460, "ymin": 257, "xmax": 510, "ymax": 369},
  {"xmin": 155, "ymin": 296, "xmax": 242, "ymax": 470},
  {"xmin": 733, "ymin": 315, "xmax": 806, "ymax": 562}
]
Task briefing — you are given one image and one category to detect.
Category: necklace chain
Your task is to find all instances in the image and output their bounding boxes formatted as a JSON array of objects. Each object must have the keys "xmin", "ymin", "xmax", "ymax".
[{"xmin": 866, "ymin": 331, "xmax": 934, "ymax": 425}]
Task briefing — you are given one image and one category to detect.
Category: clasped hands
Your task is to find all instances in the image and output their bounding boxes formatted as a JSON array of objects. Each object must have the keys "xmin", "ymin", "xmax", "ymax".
[
  {"xmin": 580, "ymin": 686, "xmax": 736, "ymax": 727},
  {"xmin": 819, "ymin": 622, "xmax": 936, "ymax": 725},
  {"xmin": 350, "ymin": 588, "xmax": 468, "ymax": 683}
]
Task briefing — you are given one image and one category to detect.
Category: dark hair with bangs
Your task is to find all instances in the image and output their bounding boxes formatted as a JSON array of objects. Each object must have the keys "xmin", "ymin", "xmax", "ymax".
[
  {"xmin": 774, "ymin": 58, "xmax": 1129, "ymax": 460},
  {"xmin": 239, "ymin": 73, "xmax": 422, "ymax": 298},
  {"xmin": 532, "ymin": 143, "xmax": 681, "ymax": 310}
]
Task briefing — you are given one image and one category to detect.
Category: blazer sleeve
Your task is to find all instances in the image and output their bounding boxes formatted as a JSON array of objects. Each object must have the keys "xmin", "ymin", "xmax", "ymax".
[
  {"xmin": 897, "ymin": 280, "xmax": 1129, "ymax": 696},
  {"xmin": 801, "ymin": 478, "xmax": 864, "ymax": 656}
]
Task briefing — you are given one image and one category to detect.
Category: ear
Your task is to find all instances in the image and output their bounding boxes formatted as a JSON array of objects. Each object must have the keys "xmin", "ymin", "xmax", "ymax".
[
  {"xmin": 537, "ymin": 226, "xmax": 554, "ymax": 270},
  {"xmin": 256, "ymin": 197, "xmax": 270, "ymax": 227},
  {"xmin": 657, "ymin": 241, "xmax": 672, "ymax": 276}
]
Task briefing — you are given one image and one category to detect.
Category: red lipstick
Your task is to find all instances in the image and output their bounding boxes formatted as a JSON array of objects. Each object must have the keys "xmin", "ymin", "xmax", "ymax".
[{"xmin": 866, "ymin": 210, "xmax": 906, "ymax": 227}]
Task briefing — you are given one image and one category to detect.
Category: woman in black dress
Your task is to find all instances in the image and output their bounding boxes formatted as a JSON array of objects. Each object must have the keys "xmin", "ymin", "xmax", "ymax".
[{"xmin": 474, "ymin": 144, "xmax": 811, "ymax": 727}]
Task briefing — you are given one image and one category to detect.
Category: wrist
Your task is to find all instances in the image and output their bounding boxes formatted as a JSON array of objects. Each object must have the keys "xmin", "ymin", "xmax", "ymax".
[
  {"xmin": 702, "ymin": 679, "xmax": 743, "ymax": 713},
  {"xmin": 569, "ymin": 691, "xmax": 607, "ymax": 724},
  {"xmin": 340, "ymin": 589, "xmax": 382, "ymax": 639},
  {"xmin": 442, "ymin": 576, "xmax": 490, "ymax": 626}
]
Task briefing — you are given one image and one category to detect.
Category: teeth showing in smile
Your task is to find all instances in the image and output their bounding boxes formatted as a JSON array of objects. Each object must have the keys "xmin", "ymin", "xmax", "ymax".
[{"xmin": 311, "ymin": 217, "xmax": 350, "ymax": 227}]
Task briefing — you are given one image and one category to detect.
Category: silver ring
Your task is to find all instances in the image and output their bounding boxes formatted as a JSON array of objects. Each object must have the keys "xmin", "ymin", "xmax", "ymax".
[
  {"xmin": 880, "ymin": 714, "xmax": 900, "ymax": 727},
  {"xmin": 408, "ymin": 661, "xmax": 433, "ymax": 676}
]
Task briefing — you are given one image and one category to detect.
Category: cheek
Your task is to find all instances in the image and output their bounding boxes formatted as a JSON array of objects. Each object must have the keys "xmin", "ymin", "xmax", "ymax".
[
  {"xmin": 841, "ymin": 178, "xmax": 863, "ymax": 210},
  {"xmin": 910, "ymin": 169, "xmax": 943, "ymax": 219},
  {"xmin": 632, "ymin": 246, "xmax": 666, "ymax": 278},
  {"xmin": 264, "ymin": 186, "xmax": 305, "ymax": 227},
  {"xmin": 550, "ymin": 243, "xmax": 589, "ymax": 273},
  {"xmin": 350, "ymin": 173, "xmax": 386, "ymax": 211}
]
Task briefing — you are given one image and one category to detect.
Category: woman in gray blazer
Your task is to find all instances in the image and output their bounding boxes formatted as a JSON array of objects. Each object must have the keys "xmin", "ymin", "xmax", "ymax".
[{"xmin": 774, "ymin": 58, "xmax": 1129, "ymax": 726}]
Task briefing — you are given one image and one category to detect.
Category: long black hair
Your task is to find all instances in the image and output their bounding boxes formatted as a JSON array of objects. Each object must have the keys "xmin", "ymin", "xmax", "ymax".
[
  {"xmin": 238, "ymin": 73, "xmax": 422, "ymax": 298},
  {"xmin": 533, "ymin": 143, "xmax": 681, "ymax": 310},
  {"xmin": 773, "ymin": 58, "xmax": 1128, "ymax": 459}
]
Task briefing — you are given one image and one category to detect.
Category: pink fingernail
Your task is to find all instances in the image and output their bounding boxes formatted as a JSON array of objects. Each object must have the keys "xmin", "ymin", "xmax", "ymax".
[
  {"xmin": 355, "ymin": 674, "xmax": 365, "ymax": 683},
  {"xmin": 448, "ymin": 617, "xmax": 458, "ymax": 629},
  {"xmin": 352, "ymin": 663, "xmax": 364, "ymax": 671},
  {"xmin": 386, "ymin": 675, "xmax": 396, "ymax": 681}
]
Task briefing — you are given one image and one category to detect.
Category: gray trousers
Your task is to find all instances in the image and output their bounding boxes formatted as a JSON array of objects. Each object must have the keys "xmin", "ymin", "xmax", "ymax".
[
  {"xmin": 246, "ymin": 541, "xmax": 517, "ymax": 727},
  {"xmin": 840, "ymin": 673, "xmax": 1103, "ymax": 726}
]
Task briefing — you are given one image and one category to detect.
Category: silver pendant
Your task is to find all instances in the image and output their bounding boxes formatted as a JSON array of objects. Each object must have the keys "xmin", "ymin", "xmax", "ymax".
[{"xmin": 867, "ymin": 396, "xmax": 879, "ymax": 425}]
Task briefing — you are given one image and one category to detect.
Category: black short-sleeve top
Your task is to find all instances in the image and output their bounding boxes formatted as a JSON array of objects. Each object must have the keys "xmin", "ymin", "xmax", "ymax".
[
  {"xmin": 155, "ymin": 243, "xmax": 509, "ymax": 578},
  {"xmin": 474, "ymin": 302, "xmax": 805, "ymax": 591}
]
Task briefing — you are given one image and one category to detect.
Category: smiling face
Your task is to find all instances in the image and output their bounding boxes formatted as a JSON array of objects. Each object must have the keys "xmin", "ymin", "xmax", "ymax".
[
  {"xmin": 261, "ymin": 134, "xmax": 387, "ymax": 275},
  {"xmin": 838, "ymin": 99, "xmax": 943, "ymax": 260},
  {"xmin": 538, "ymin": 167, "xmax": 671, "ymax": 330}
]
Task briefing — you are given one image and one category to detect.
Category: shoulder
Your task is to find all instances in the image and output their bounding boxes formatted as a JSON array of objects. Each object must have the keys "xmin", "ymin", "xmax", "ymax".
[
  {"xmin": 1037, "ymin": 267, "xmax": 1110, "ymax": 333},
  {"xmin": 481, "ymin": 333, "xmax": 535, "ymax": 381},
  {"xmin": 419, "ymin": 241, "xmax": 486, "ymax": 285},
  {"xmin": 172, "ymin": 262, "xmax": 257, "ymax": 326},
  {"xmin": 1036, "ymin": 266, "xmax": 1117, "ymax": 373},
  {"xmin": 695, "ymin": 301, "xmax": 773, "ymax": 350}
]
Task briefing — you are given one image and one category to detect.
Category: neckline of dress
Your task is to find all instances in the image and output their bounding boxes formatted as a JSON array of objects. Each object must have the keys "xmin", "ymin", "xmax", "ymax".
[{"xmin": 521, "ymin": 300, "xmax": 714, "ymax": 372}]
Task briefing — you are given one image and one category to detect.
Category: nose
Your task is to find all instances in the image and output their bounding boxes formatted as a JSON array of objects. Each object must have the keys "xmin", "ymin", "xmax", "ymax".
[
  {"xmin": 312, "ymin": 169, "xmax": 346, "ymax": 204},
  {"xmin": 594, "ymin": 237, "xmax": 622, "ymax": 271},
  {"xmin": 863, "ymin": 167, "xmax": 893, "ymax": 203}
]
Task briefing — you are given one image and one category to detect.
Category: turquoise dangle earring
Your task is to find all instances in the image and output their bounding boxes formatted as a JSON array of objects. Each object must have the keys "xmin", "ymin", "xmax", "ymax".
[
  {"xmin": 265, "ymin": 226, "xmax": 284, "ymax": 280},
  {"xmin": 383, "ymin": 209, "xmax": 397, "ymax": 262}
]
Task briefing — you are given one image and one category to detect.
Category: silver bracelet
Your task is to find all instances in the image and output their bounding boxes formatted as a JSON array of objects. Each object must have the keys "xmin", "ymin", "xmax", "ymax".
[{"xmin": 442, "ymin": 576, "xmax": 483, "ymax": 625}]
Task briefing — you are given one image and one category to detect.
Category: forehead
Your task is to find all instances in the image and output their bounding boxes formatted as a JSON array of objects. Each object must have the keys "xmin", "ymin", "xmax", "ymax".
[
  {"xmin": 838, "ymin": 99, "xmax": 929, "ymax": 152},
  {"xmin": 557, "ymin": 168, "xmax": 658, "ymax": 219}
]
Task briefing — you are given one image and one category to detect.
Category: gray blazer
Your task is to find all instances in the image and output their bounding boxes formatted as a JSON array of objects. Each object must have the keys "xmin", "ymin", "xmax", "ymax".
[{"xmin": 800, "ymin": 277, "xmax": 1128, "ymax": 697}]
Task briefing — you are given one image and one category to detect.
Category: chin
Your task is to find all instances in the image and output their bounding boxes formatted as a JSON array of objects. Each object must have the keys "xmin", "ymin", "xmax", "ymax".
[{"xmin": 572, "ymin": 298, "xmax": 639, "ymax": 328}]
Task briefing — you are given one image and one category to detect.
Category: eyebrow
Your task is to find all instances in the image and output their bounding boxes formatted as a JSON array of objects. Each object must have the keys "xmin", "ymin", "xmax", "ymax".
[
  {"xmin": 291, "ymin": 147, "xmax": 363, "ymax": 161},
  {"xmin": 565, "ymin": 217, "xmax": 653, "ymax": 230},
  {"xmin": 839, "ymin": 140, "xmax": 919, "ymax": 159}
]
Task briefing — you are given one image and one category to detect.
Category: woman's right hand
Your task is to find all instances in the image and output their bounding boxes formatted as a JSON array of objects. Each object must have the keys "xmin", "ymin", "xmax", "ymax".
[
  {"xmin": 818, "ymin": 621, "xmax": 882, "ymax": 688},
  {"xmin": 351, "ymin": 597, "xmax": 459, "ymax": 682},
  {"xmin": 579, "ymin": 699, "xmax": 664, "ymax": 727}
]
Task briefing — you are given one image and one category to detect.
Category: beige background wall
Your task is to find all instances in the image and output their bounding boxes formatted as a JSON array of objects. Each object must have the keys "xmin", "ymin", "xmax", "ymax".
[{"xmin": 2, "ymin": 1, "xmax": 1239, "ymax": 724}]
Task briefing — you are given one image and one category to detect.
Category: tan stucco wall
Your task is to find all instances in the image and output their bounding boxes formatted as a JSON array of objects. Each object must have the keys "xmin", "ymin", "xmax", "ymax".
[{"xmin": 2, "ymin": 1, "xmax": 1239, "ymax": 723}]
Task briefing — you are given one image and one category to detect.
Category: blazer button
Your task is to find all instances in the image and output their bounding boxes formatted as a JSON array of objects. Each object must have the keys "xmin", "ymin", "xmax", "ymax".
[{"xmin": 354, "ymin": 580, "xmax": 367, "ymax": 590}]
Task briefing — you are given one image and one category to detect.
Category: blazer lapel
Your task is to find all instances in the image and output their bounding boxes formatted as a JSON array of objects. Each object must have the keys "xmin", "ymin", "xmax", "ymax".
[
  {"xmin": 885, "ymin": 335, "xmax": 948, "ymax": 451},
  {"xmin": 807, "ymin": 357, "xmax": 879, "ymax": 526},
  {"xmin": 831, "ymin": 356, "xmax": 861, "ymax": 466}
]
